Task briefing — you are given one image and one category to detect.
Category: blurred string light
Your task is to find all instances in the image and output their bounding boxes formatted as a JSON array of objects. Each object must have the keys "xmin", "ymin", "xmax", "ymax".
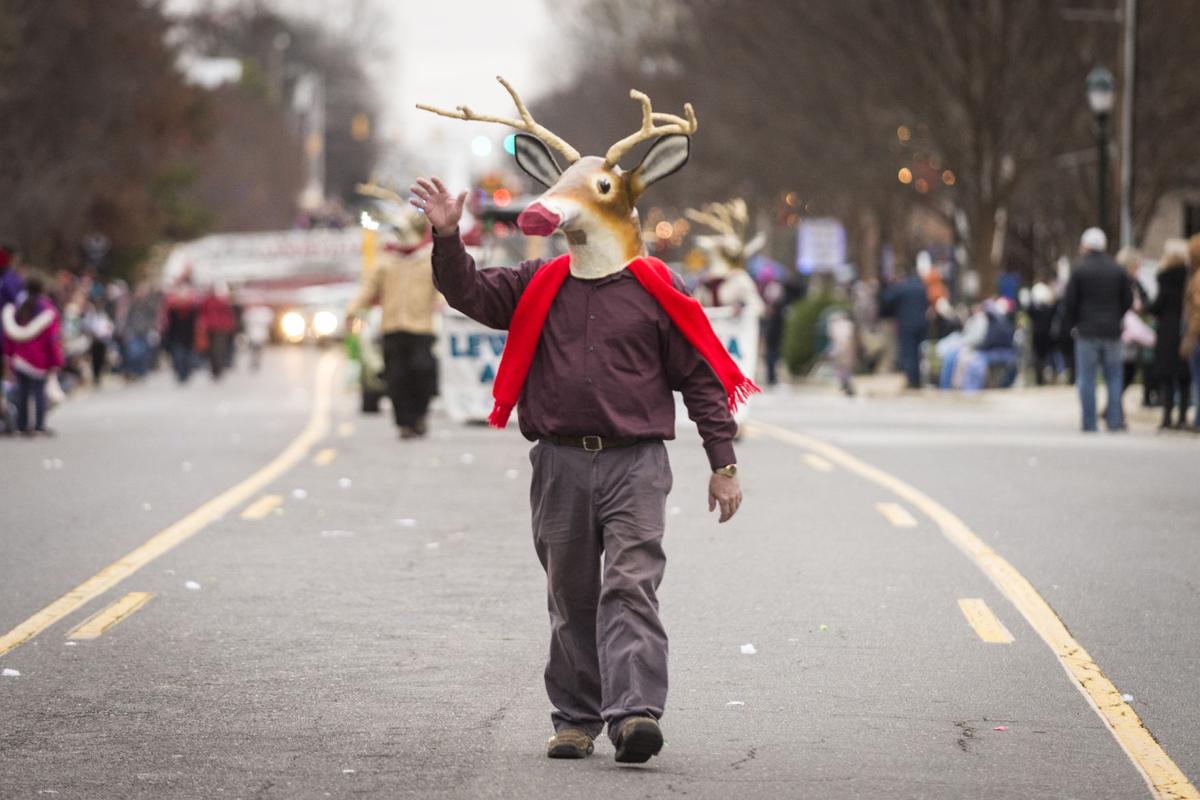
[
  {"xmin": 655, "ymin": 221, "xmax": 674, "ymax": 239},
  {"xmin": 359, "ymin": 211, "xmax": 380, "ymax": 230},
  {"xmin": 897, "ymin": 167, "xmax": 913, "ymax": 184},
  {"xmin": 471, "ymin": 135, "xmax": 492, "ymax": 157},
  {"xmin": 942, "ymin": 170, "xmax": 956, "ymax": 186},
  {"xmin": 897, "ymin": 125, "xmax": 911, "ymax": 142},
  {"xmin": 492, "ymin": 188, "xmax": 512, "ymax": 207},
  {"xmin": 503, "ymin": 133, "xmax": 516, "ymax": 155},
  {"xmin": 914, "ymin": 178, "xmax": 930, "ymax": 194}
]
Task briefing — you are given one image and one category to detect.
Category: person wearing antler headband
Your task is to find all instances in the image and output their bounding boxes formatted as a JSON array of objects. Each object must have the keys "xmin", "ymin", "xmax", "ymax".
[
  {"xmin": 411, "ymin": 77, "xmax": 757, "ymax": 765},
  {"xmin": 686, "ymin": 198, "xmax": 766, "ymax": 318},
  {"xmin": 346, "ymin": 182, "xmax": 440, "ymax": 439}
]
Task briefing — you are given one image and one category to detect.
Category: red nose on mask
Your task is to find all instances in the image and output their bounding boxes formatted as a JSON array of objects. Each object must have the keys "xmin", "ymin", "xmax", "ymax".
[{"xmin": 517, "ymin": 203, "xmax": 561, "ymax": 237}]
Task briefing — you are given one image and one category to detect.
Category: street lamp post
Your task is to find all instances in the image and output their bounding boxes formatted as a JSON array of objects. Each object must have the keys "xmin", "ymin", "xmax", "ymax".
[{"xmin": 1086, "ymin": 66, "xmax": 1116, "ymax": 237}]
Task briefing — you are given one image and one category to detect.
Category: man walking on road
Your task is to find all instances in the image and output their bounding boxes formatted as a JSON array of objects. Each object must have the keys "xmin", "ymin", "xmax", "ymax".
[
  {"xmin": 1063, "ymin": 227, "xmax": 1133, "ymax": 432},
  {"xmin": 411, "ymin": 79, "xmax": 751, "ymax": 765},
  {"xmin": 346, "ymin": 209, "xmax": 440, "ymax": 439}
]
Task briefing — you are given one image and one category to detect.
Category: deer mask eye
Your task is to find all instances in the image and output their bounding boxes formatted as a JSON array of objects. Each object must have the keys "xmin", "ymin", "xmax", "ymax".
[{"xmin": 597, "ymin": 178, "xmax": 612, "ymax": 195}]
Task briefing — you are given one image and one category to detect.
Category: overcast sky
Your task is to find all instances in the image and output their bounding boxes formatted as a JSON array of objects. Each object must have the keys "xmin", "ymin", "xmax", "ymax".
[
  {"xmin": 382, "ymin": 1, "xmax": 563, "ymax": 146},
  {"xmin": 168, "ymin": 0, "xmax": 564, "ymax": 145}
]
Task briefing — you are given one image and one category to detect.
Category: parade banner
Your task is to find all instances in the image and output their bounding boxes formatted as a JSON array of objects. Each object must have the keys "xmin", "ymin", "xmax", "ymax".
[
  {"xmin": 162, "ymin": 229, "xmax": 364, "ymax": 287},
  {"xmin": 438, "ymin": 310, "xmax": 507, "ymax": 423},
  {"xmin": 438, "ymin": 307, "xmax": 760, "ymax": 425},
  {"xmin": 688, "ymin": 306, "xmax": 760, "ymax": 425}
]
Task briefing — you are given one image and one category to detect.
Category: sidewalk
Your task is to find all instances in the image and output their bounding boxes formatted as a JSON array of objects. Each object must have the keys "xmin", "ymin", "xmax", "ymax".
[{"xmin": 790, "ymin": 371, "xmax": 1191, "ymax": 432}]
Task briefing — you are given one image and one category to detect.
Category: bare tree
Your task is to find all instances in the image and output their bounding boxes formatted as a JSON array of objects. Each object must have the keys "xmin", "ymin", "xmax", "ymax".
[
  {"xmin": 542, "ymin": 0, "xmax": 1200, "ymax": 291},
  {"xmin": 0, "ymin": 0, "xmax": 210, "ymax": 274}
]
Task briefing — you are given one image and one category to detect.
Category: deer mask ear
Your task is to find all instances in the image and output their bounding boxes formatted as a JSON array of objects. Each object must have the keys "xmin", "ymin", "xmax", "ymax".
[
  {"xmin": 513, "ymin": 133, "xmax": 563, "ymax": 188},
  {"xmin": 630, "ymin": 134, "xmax": 690, "ymax": 196}
]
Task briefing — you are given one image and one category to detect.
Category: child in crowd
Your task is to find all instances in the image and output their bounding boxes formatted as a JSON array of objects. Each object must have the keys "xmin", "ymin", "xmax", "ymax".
[{"xmin": 2, "ymin": 277, "xmax": 64, "ymax": 435}]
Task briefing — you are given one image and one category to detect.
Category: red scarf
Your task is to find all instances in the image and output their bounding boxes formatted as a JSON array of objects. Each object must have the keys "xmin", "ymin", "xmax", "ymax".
[{"xmin": 488, "ymin": 253, "xmax": 759, "ymax": 428}]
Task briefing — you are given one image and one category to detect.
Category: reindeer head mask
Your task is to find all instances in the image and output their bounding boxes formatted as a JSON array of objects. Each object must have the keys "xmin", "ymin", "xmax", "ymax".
[
  {"xmin": 685, "ymin": 198, "xmax": 766, "ymax": 278},
  {"xmin": 356, "ymin": 181, "xmax": 431, "ymax": 251},
  {"xmin": 418, "ymin": 77, "xmax": 697, "ymax": 279}
]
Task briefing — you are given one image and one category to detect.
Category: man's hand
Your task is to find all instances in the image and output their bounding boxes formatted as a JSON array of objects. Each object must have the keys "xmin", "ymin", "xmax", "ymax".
[
  {"xmin": 409, "ymin": 177, "xmax": 467, "ymax": 236},
  {"xmin": 708, "ymin": 473, "xmax": 742, "ymax": 523}
]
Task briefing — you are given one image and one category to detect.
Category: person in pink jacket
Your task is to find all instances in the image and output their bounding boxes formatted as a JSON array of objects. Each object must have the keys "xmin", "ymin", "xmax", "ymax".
[{"xmin": 2, "ymin": 277, "xmax": 65, "ymax": 435}]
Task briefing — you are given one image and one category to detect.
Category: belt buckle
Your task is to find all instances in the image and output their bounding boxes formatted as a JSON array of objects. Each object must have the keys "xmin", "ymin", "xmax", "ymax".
[{"xmin": 582, "ymin": 435, "xmax": 603, "ymax": 452}]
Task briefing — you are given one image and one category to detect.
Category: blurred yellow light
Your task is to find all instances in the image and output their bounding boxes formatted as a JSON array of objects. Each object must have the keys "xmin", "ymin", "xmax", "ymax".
[
  {"xmin": 493, "ymin": 188, "xmax": 512, "ymax": 207},
  {"xmin": 898, "ymin": 167, "xmax": 913, "ymax": 184},
  {"xmin": 305, "ymin": 132, "xmax": 323, "ymax": 158},
  {"xmin": 674, "ymin": 218, "xmax": 690, "ymax": 235},
  {"xmin": 897, "ymin": 126, "xmax": 911, "ymax": 142},
  {"xmin": 942, "ymin": 170, "xmax": 956, "ymax": 186},
  {"xmin": 351, "ymin": 113, "xmax": 370, "ymax": 142},
  {"xmin": 784, "ymin": 191, "xmax": 797, "ymax": 206},
  {"xmin": 280, "ymin": 310, "xmax": 306, "ymax": 342},
  {"xmin": 655, "ymin": 221, "xmax": 674, "ymax": 239},
  {"xmin": 312, "ymin": 310, "xmax": 338, "ymax": 337},
  {"xmin": 915, "ymin": 178, "xmax": 930, "ymax": 194}
]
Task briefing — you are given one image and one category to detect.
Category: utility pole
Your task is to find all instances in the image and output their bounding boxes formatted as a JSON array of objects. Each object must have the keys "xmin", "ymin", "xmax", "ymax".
[{"xmin": 1119, "ymin": 0, "xmax": 1137, "ymax": 249}]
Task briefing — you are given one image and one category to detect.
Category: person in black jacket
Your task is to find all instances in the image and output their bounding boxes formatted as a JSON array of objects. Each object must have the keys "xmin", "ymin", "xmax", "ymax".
[
  {"xmin": 879, "ymin": 266, "xmax": 929, "ymax": 388},
  {"xmin": 1147, "ymin": 241, "xmax": 1192, "ymax": 429},
  {"xmin": 1061, "ymin": 228, "xmax": 1133, "ymax": 431}
]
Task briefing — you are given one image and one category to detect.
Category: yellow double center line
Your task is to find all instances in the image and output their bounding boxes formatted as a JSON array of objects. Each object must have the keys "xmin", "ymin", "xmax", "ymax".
[
  {"xmin": 749, "ymin": 420, "xmax": 1197, "ymax": 800},
  {"xmin": 0, "ymin": 351, "xmax": 340, "ymax": 658}
]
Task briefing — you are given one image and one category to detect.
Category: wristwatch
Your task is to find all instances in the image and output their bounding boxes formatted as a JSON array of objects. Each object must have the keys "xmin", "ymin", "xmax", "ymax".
[{"xmin": 713, "ymin": 464, "xmax": 738, "ymax": 478}]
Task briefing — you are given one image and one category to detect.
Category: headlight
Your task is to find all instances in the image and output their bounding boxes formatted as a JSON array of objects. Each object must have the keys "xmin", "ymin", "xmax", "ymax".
[
  {"xmin": 280, "ymin": 310, "xmax": 306, "ymax": 342},
  {"xmin": 312, "ymin": 310, "xmax": 338, "ymax": 337}
]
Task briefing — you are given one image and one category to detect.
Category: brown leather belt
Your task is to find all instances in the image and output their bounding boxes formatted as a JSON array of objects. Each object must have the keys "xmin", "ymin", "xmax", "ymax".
[{"xmin": 540, "ymin": 434, "xmax": 648, "ymax": 453}]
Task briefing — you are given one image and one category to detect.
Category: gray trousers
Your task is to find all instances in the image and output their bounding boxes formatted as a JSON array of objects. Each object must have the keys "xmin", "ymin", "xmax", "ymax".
[{"xmin": 529, "ymin": 440, "xmax": 673, "ymax": 742}]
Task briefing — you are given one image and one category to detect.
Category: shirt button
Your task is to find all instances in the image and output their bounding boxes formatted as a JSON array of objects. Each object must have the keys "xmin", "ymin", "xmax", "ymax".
[
  {"xmin": 589, "ymin": 314, "xmax": 596, "ymax": 320},
  {"xmin": 588, "ymin": 345, "xmax": 595, "ymax": 352}
]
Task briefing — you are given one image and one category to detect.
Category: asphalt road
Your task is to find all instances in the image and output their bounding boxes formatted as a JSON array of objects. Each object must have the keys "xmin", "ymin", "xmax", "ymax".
[{"xmin": 1, "ymin": 347, "xmax": 1196, "ymax": 799}]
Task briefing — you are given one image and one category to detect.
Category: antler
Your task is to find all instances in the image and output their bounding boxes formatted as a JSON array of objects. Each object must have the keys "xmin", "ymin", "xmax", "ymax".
[
  {"xmin": 355, "ymin": 181, "xmax": 407, "ymax": 207},
  {"xmin": 686, "ymin": 199, "xmax": 748, "ymax": 240},
  {"xmin": 416, "ymin": 76, "xmax": 581, "ymax": 164},
  {"xmin": 605, "ymin": 90, "xmax": 698, "ymax": 167}
]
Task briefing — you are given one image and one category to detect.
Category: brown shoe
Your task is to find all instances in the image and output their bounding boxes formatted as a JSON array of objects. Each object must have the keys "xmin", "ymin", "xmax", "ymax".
[
  {"xmin": 613, "ymin": 717, "xmax": 663, "ymax": 764},
  {"xmin": 546, "ymin": 728, "xmax": 594, "ymax": 759}
]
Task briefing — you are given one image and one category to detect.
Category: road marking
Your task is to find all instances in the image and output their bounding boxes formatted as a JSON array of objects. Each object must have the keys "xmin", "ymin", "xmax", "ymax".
[
  {"xmin": 749, "ymin": 420, "xmax": 1198, "ymax": 800},
  {"xmin": 0, "ymin": 351, "xmax": 340, "ymax": 659},
  {"xmin": 875, "ymin": 502, "xmax": 918, "ymax": 528},
  {"xmin": 803, "ymin": 453, "xmax": 834, "ymax": 472},
  {"xmin": 240, "ymin": 494, "xmax": 283, "ymax": 521},
  {"xmin": 336, "ymin": 422, "xmax": 354, "ymax": 438},
  {"xmin": 313, "ymin": 447, "xmax": 337, "ymax": 466},
  {"xmin": 67, "ymin": 592, "xmax": 153, "ymax": 641},
  {"xmin": 958, "ymin": 598, "xmax": 1015, "ymax": 644}
]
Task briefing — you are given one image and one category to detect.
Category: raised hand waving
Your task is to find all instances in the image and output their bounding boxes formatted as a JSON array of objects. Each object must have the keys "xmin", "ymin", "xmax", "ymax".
[{"xmin": 408, "ymin": 177, "xmax": 467, "ymax": 235}]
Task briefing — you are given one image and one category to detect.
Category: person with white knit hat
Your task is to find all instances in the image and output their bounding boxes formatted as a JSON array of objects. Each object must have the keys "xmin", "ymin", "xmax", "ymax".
[{"xmin": 1062, "ymin": 228, "xmax": 1133, "ymax": 431}]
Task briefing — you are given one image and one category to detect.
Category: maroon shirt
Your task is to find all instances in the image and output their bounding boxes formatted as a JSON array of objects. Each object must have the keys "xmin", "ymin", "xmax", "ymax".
[{"xmin": 432, "ymin": 233, "xmax": 737, "ymax": 470}]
